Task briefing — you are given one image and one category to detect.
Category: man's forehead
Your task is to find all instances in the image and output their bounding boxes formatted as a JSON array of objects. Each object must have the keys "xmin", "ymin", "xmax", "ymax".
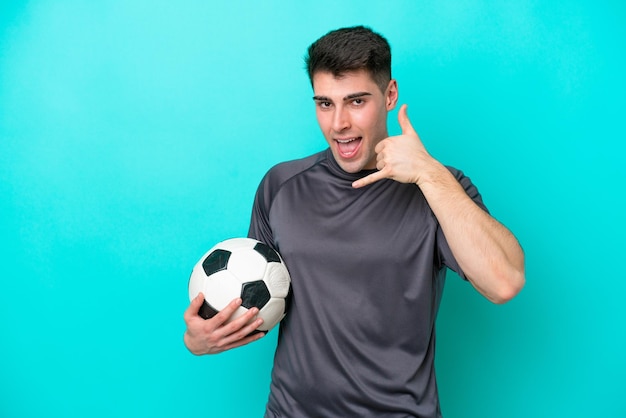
[{"xmin": 312, "ymin": 70, "xmax": 379, "ymax": 96}]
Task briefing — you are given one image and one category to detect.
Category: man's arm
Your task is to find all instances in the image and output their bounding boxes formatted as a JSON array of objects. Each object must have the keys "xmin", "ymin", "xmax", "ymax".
[
  {"xmin": 353, "ymin": 104, "xmax": 525, "ymax": 303},
  {"xmin": 412, "ymin": 161, "xmax": 525, "ymax": 303}
]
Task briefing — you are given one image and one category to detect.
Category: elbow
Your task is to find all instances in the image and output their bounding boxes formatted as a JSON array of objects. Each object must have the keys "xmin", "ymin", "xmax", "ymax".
[
  {"xmin": 490, "ymin": 268, "xmax": 525, "ymax": 304},
  {"xmin": 465, "ymin": 248, "xmax": 526, "ymax": 304}
]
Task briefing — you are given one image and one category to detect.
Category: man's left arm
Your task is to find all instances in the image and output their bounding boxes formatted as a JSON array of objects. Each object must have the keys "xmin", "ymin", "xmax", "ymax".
[{"xmin": 353, "ymin": 104, "xmax": 525, "ymax": 303}]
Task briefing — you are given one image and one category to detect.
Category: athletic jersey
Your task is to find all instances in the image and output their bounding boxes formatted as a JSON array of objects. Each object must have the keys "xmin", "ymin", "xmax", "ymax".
[{"xmin": 248, "ymin": 149, "xmax": 487, "ymax": 418}]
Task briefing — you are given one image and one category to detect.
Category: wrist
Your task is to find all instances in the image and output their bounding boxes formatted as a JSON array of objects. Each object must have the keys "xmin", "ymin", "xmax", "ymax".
[{"xmin": 414, "ymin": 156, "xmax": 447, "ymax": 188}]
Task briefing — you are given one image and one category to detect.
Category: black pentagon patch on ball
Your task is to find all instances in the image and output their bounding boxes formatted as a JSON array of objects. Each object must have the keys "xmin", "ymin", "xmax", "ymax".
[
  {"xmin": 240, "ymin": 280, "xmax": 271, "ymax": 309},
  {"xmin": 202, "ymin": 249, "xmax": 231, "ymax": 276},
  {"xmin": 253, "ymin": 242, "xmax": 281, "ymax": 263},
  {"xmin": 247, "ymin": 329, "xmax": 267, "ymax": 337},
  {"xmin": 198, "ymin": 300, "xmax": 219, "ymax": 320}
]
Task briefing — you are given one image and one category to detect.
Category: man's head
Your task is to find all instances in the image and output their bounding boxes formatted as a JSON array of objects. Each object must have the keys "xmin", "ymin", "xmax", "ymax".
[
  {"xmin": 306, "ymin": 26, "xmax": 399, "ymax": 174},
  {"xmin": 305, "ymin": 26, "xmax": 392, "ymax": 94}
]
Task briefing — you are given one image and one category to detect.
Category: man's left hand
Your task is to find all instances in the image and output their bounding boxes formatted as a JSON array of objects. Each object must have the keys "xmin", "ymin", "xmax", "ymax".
[{"xmin": 352, "ymin": 104, "xmax": 433, "ymax": 189}]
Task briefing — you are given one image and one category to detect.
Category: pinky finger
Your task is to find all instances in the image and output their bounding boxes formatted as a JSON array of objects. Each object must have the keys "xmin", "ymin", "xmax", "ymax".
[
  {"xmin": 352, "ymin": 171, "xmax": 385, "ymax": 189},
  {"xmin": 221, "ymin": 329, "xmax": 266, "ymax": 352}
]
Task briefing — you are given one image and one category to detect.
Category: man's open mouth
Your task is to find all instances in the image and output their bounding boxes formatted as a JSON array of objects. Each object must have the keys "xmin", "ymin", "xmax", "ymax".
[{"xmin": 335, "ymin": 137, "xmax": 362, "ymax": 158}]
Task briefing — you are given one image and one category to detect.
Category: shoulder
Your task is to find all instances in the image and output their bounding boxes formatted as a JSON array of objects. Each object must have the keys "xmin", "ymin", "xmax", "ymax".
[
  {"xmin": 444, "ymin": 165, "xmax": 466, "ymax": 180},
  {"xmin": 260, "ymin": 150, "xmax": 328, "ymax": 190},
  {"xmin": 445, "ymin": 165, "xmax": 475, "ymax": 187},
  {"xmin": 445, "ymin": 165, "xmax": 487, "ymax": 211},
  {"xmin": 252, "ymin": 150, "xmax": 328, "ymax": 211}
]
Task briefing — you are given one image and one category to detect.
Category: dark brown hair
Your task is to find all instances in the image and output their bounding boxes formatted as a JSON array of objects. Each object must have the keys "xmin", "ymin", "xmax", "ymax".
[{"xmin": 305, "ymin": 26, "xmax": 392, "ymax": 93}]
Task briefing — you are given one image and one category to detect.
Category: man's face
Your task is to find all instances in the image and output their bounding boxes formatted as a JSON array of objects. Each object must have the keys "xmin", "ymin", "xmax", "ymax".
[{"xmin": 312, "ymin": 70, "xmax": 398, "ymax": 173}]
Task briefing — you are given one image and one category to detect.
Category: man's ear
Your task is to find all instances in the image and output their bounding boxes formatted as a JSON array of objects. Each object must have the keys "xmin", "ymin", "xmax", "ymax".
[{"xmin": 386, "ymin": 79, "xmax": 399, "ymax": 111}]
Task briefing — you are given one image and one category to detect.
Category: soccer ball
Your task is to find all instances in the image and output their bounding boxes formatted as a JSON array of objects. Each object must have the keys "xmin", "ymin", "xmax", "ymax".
[{"xmin": 188, "ymin": 237, "xmax": 292, "ymax": 333}]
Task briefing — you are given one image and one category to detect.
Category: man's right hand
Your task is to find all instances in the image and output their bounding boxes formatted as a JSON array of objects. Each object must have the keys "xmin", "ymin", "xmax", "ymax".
[{"xmin": 183, "ymin": 293, "xmax": 265, "ymax": 355}]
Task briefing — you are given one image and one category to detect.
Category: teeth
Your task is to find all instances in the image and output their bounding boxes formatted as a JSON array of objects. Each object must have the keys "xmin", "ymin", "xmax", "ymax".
[{"xmin": 336, "ymin": 138, "xmax": 357, "ymax": 143}]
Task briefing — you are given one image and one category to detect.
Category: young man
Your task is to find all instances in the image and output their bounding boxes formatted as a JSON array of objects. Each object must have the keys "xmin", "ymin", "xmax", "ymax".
[{"xmin": 184, "ymin": 26, "xmax": 525, "ymax": 417}]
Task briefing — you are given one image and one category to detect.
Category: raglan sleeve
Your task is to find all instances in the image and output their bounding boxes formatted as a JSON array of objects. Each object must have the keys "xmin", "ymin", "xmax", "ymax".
[
  {"xmin": 247, "ymin": 170, "xmax": 276, "ymax": 248},
  {"xmin": 436, "ymin": 167, "xmax": 489, "ymax": 280}
]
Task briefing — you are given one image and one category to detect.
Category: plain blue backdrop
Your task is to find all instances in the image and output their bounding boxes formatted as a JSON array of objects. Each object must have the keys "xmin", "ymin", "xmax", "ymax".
[{"xmin": 1, "ymin": 1, "xmax": 624, "ymax": 417}]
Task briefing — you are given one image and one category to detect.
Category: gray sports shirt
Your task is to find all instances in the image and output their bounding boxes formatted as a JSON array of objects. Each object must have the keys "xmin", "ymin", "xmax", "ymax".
[{"xmin": 248, "ymin": 149, "xmax": 487, "ymax": 417}]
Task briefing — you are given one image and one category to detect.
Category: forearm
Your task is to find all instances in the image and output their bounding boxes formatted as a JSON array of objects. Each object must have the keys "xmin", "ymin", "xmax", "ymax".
[
  {"xmin": 417, "ymin": 159, "xmax": 525, "ymax": 303},
  {"xmin": 349, "ymin": 104, "xmax": 525, "ymax": 301}
]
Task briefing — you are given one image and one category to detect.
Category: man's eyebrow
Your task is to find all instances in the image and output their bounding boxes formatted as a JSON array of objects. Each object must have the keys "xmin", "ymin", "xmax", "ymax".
[
  {"xmin": 312, "ymin": 92, "xmax": 373, "ymax": 101},
  {"xmin": 344, "ymin": 92, "xmax": 372, "ymax": 100}
]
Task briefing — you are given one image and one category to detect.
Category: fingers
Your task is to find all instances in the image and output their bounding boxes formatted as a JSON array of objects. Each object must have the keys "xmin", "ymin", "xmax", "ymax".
[
  {"xmin": 352, "ymin": 171, "xmax": 386, "ymax": 189},
  {"xmin": 209, "ymin": 306, "xmax": 265, "ymax": 353},
  {"xmin": 216, "ymin": 313, "xmax": 266, "ymax": 351},
  {"xmin": 185, "ymin": 294, "xmax": 246, "ymax": 325},
  {"xmin": 398, "ymin": 104, "xmax": 417, "ymax": 136},
  {"xmin": 211, "ymin": 297, "xmax": 244, "ymax": 325},
  {"xmin": 352, "ymin": 104, "xmax": 423, "ymax": 190},
  {"xmin": 184, "ymin": 295, "xmax": 266, "ymax": 355},
  {"xmin": 219, "ymin": 330, "xmax": 266, "ymax": 352},
  {"xmin": 218, "ymin": 303, "xmax": 263, "ymax": 334},
  {"xmin": 199, "ymin": 296, "xmax": 258, "ymax": 335}
]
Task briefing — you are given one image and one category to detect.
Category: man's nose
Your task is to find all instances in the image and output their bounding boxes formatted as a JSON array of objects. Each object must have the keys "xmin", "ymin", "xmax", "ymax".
[{"xmin": 332, "ymin": 107, "xmax": 350, "ymax": 132}]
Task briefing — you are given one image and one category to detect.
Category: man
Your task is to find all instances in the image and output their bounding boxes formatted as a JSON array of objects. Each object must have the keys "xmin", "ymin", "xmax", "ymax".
[{"xmin": 184, "ymin": 26, "xmax": 525, "ymax": 417}]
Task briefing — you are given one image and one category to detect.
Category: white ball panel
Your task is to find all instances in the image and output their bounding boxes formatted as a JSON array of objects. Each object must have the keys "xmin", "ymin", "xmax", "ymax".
[
  {"xmin": 201, "ymin": 270, "xmax": 242, "ymax": 311},
  {"xmin": 188, "ymin": 264, "xmax": 206, "ymax": 300},
  {"xmin": 264, "ymin": 263, "xmax": 291, "ymax": 298},
  {"xmin": 228, "ymin": 249, "xmax": 266, "ymax": 282},
  {"xmin": 257, "ymin": 298, "xmax": 286, "ymax": 331}
]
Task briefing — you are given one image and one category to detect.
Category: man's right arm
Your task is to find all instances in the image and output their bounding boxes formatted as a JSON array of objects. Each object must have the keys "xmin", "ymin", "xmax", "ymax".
[{"xmin": 183, "ymin": 293, "xmax": 265, "ymax": 355}]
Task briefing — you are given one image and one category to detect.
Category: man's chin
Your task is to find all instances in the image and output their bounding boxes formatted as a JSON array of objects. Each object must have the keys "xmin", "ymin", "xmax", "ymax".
[
  {"xmin": 331, "ymin": 149, "xmax": 375, "ymax": 174},
  {"xmin": 336, "ymin": 158, "xmax": 369, "ymax": 174}
]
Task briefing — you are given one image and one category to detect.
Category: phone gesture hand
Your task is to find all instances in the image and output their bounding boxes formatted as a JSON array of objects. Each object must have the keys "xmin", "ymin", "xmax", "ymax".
[{"xmin": 352, "ymin": 104, "xmax": 431, "ymax": 189}]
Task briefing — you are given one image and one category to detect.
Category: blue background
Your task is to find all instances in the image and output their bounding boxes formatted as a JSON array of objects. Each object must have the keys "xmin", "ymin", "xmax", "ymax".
[{"xmin": 1, "ymin": 1, "xmax": 624, "ymax": 417}]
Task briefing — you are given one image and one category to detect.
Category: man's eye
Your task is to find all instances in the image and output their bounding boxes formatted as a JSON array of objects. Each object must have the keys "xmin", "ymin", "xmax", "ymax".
[
  {"xmin": 352, "ymin": 99, "xmax": 364, "ymax": 105},
  {"xmin": 319, "ymin": 101, "xmax": 332, "ymax": 109}
]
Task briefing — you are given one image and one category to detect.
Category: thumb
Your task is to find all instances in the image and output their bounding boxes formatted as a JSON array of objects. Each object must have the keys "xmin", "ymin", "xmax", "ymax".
[
  {"xmin": 398, "ymin": 104, "xmax": 417, "ymax": 136},
  {"xmin": 185, "ymin": 292, "xmax": 205, "ymax": 319},
  {"xmin": 192, "ymin": 292, "xmax": 205, "ymax": 306}
]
